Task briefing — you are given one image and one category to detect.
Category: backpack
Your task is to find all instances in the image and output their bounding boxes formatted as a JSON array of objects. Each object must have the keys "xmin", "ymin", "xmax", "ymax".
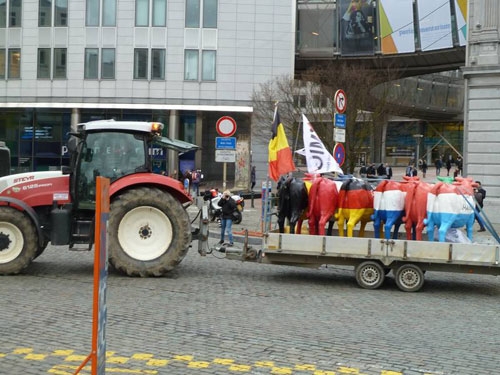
[{"xmin": 192, "ymin": 171, "xmax": 200, "ymax": 183}]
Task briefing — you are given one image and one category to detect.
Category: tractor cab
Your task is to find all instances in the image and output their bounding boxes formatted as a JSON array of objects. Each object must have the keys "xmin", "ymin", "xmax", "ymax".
[{"xmin": 67, "ymin": 120, "xmax": 199, "ymax": 209}]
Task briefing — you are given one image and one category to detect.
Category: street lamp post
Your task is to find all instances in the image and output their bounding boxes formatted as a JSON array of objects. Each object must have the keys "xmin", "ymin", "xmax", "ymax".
[{"xmin": 413, "ymin": 134, "xmax": 423, "ymax": 165}]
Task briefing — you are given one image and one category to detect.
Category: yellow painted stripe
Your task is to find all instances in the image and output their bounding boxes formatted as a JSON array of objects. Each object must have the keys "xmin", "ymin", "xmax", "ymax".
[
  {"xmin": 146, "ymin": 359, "xmax": 168, "ymax": 366},
  {"xmin": 187, "ymin": 361, "xmax": 210, "ymax": 368},
  {"xmin": 25, "ymin": 353, "xmax": 47, "ymax": 360},
  {"xmin": 132, "ymin": 353, "xmax": 154, "ymax": 360},
  {"xmin": 107, "ymin": 356, "xmax": 130, "ymax": 364},
  {"xmin": 214, "ymin": 358, "xmax": 235, "ymax": 365},
  {"xmin": 229, "ymin": 364, "xmax": 252, "ymax": 372}
]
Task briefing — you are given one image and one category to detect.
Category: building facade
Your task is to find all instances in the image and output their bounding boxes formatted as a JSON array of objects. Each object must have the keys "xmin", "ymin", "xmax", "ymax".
[{"xmin": 0, "ymin": 0, "xmax": 296, "ymax": 187}]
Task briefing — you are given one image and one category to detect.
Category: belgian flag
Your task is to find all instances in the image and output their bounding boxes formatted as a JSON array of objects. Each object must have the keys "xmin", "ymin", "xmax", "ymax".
[{"xmin": 268, "ymin": 108, "xmax": 296, "ymax": 181}]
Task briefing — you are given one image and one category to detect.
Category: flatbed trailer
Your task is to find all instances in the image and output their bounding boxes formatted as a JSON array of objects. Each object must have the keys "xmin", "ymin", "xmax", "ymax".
[{"xmin": 223, "ymin": 231, "xmax": 500, "ymax": 292}]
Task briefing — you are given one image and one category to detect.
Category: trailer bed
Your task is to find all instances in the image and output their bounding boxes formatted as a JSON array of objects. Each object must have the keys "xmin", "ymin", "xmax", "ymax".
[{"xmin": 254, "ymin": 232, "xmax": 500, "ymax": 292}]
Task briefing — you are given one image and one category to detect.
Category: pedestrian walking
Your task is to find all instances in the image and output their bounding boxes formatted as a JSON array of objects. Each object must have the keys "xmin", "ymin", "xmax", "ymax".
[
  {"xmin": 251, "ymin": 166, "xmax": 256, "ymax": 191},
  {"xmin": 385, "ymin": 163, "xmax": 393, "ymax": 179},
  {"xmin": 456, "ymin": 156, "xmax": 463, "ymax": 176},
  {"xmin": 446, "ymin": 156, "xmax": 452, "ymax": 176},
  {"xmin": 435, "ymin": 158, "xmax": 442, "ymax": 176},
  {"xmin": 421, "ymin": 160, "xmax": 427, "ymax": 178},
  {"xmin": 474, "ymin": 181, "xmax": 486, "ymax": 232},
  {"xmin": 218, "ymin": 190, "xmax": 237, "ymax": 246},
  {"xmin": 191, "ymin": 169, "xmax": 201, "ymax": 197}
]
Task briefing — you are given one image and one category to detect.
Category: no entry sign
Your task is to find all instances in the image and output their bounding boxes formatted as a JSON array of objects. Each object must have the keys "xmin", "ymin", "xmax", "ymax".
[{"xmin": 216, "ymin": 116, "xmax": 237, "ymax": 137}]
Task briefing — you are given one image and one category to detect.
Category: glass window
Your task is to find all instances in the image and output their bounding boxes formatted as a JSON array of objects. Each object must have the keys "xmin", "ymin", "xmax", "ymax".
[
  {"xmin": 55, "ymin": 0, "xmax": 68, "ymax": 26},
  {"xmin": 134, "ymin": 49, "xmax": 148, "ymax": 79},
  {"xmin": 9, "ymin": 0, "xmax": 21, "ymax": 27},
  {"xmin": 0, "ymin": 0, "xmax": 6, "ymax": 28},
  {"xmin": 135, "ymin": 0, "xmax": 149, "ymax": 26},
  {"xmin": 39, "ymin": 0, "xmax": 52, "ymax": 27},
  {"xmin": 185, "ymin": 0, "xmax": 199, "ymax": 28},
  {"xmin": 102, "ymin": 0, "xmax": 115, "ymax": 26},
  {"xmin": 184, "ymin": 50, "xmax": 198, "ymax": 80},
  {"xmin": 201, "ymin": 50, "xmax": 215, "ymax": 80},
  {"xmin": 203, "ymin": 0, "xmax": 217, "ymax": 28},
  {"xmin": 8, "ymin": 48, "xmax": 20, "ymax": 78},
  {"xmin": 86, "ymin": 0, "xmax": 99, "ymax": 26},
  {"xmin": 84, "ymin": 48, "xmax": 98, "ymax": 79},
  {"xmin": 101, "ymin": 48, "xmax": 115, "ymax": 79},
  {"xmin": 53, "ymin": 48, "xmax": 66, "ymax": 78},
  {"xmin": 152, "ymin": 0, "xmax": 166, "ymax": 27},
  {"xmin": 37, "ymin": 48, "xmax": 51, "ymax": 78},
  {"xmin": 0, "ymin": 49, "xmax": 5, "ymax": 78},
  {"xmin": 151, "ymin": 49, "xmax": 165, "ymax": 79}
]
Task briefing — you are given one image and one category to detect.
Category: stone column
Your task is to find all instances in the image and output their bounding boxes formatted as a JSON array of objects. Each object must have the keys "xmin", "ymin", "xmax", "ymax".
[
  {"xmin": 168, "ymin": 110, "xmax": 179, "ymax": 176},
  {"xmin": 463, "ymin": 0, "xmax": 500, "ymax": 223},
  {"xmin": 70, "ymin": 108, "xmax": 80, "ymax": 132}
]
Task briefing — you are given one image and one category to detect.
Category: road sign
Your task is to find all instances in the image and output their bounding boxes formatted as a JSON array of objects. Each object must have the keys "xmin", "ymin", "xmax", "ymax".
[
  {"xmin": 334, "ymin": 89, "xmax": 347, "ymax": 114},
  {"xmin": 334, "ymin": 113, "xmax": 346, "ymax": 128},
  {"xmin": 216, "ymin": 116, "xmax": 237, "ymax": 137},
  {"xmin": 333, "ymin": 143, "xmax": 346, "ymax": 167},
  {"xmin": 334, "ymin": 128, "xmax": 346, "ymax": 143},
  {"xmin": 216, "ymin": 137, "xmax": 236, "ymax": 149},
  {"xmin": 215, "ymin": 149, "xmax": 236, "ymax": 162}
]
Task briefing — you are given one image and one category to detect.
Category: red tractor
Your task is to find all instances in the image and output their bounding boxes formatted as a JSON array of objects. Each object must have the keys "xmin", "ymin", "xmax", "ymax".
[{"xmin": 0, "ymin": 120, "xmax": 203, "ymax": 276}]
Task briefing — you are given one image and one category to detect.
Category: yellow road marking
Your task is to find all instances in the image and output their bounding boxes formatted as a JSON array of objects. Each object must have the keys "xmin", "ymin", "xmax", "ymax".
[
  {"xmin": 314, "ymin": 370, "xmax": 336, "ymax": 375},
  {"xmin": 271, "ymin": 366, "xmax": 293, "ymax": 374},
  {"xmin": 13, "ymin": 348, "xmax": 33, "ymax": 354},
  {"xmin": 187, "ymin": 361, "xmax": 210, "ymax": 368},
  {"xmin": 214, "ymin": 358, "xmax": 235, "ymax": 365},
  {"xmin": 338, "ymin": 367, "xmax": 359, "ymax": 374},
  {"xmin": 296, "ymin": 364, "xmax": 317, "ymax": 370},
  {"xmin": 229, "ymin": 364, "xmax": 252, "ymax": 372},
  {"xmin": 52, "ymin": 350, "xmax": 74, "ymax": 356},
  {"xmin": 107, "ymin": 356, "xmax": 130, "ymax": 364},
  {"xmin": 173, "ymin": 354, "xmax": 193, "ymax": 361},
  {"xmin": 25, "ymin": 353, "xmax": 47, "ymax": 360},
  {"xmin": 256, "ymin": 360, "xmax": 275, "ymax": 367},
  {"xmin": 132, "ymin": 353, "xmax": 154, "ymax": 360},
  {"xmin": 145, "ymin": 359, "xmax": 168, "ymax": 366}
]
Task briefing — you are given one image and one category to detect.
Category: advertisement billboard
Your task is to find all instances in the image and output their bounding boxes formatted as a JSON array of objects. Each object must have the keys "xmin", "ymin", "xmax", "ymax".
[
  {"xmin": 379, "ymin": 0, "xmax": 415, "ymax": 54},
  {"xmin": 417, "ymin": 0, "xmax": 453, "ymax": 51},
  {"xmin": 454, "ymin": 0, "xmax": 468, "ymax": 46},
  {"xmin": 339, "ymin": 0, "xmax": 375, "ymax": 56}
]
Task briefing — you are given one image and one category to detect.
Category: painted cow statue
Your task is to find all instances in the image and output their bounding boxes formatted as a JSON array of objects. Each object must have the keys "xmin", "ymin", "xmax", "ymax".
[
  {"xmin": 336, "ymin": 178, "xmax": 374, "ymax": 237},
  {"xmin": 306, "ymin": 175, "xmax": 339, "ymax": 235},
  {"xmin": 424, "ymin": 177, "xmax": 478, "ymax": 242},
  {"xmin": 276, "ymin": 175, "xmax": 309, "ymax": 234},
  {"xmin": 401, "ymin": 176, "xmax": 433, "ymax": 241},
  {"xmin": 371, "ymin": 179, "xmax": 407, "ymax": 240}
]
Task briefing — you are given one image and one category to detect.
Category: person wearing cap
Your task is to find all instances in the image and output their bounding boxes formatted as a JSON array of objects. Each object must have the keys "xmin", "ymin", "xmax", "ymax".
[{"xmin": 217, "ymin": 190, "xmax": 237, "ymax": 246}]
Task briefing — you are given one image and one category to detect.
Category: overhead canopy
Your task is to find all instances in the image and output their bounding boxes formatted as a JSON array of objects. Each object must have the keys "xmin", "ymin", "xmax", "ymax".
[{"xmin": 153, "ymin": 135, "xmax": 200, "ymax": 153}]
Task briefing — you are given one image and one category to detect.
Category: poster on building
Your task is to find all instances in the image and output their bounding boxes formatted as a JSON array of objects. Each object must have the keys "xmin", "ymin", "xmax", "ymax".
[
  {"xmin": 454, "ymin": 0, "xmax": 468, "ymax": 46},
  {"xmin": 339, "ymin": 0, "xmax": 375, "ymax": 56},
  {"xmin": 235, "ymin": 137, "xmax": 250, "ymax": 190},
  {"xmin": 417, "ymin": 0, "xmax": 453, "ymax": 51},
  {"xmin": 379, "ymin": 0, "xmax": 415, "ymax": 54}
]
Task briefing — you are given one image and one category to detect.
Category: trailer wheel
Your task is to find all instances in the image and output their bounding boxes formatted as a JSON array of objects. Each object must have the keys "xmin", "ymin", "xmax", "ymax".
[
  {"xmin": 395, "ymin": 264, "xmax": 424, "ymax": 292},
  {"xmin": 355, "ymin": 261, "xmax": 385, "ymax": 289},
  {"xmin": 0, "ymin": 207, "xmax": 38, "ymax": 275},
  {"xmin": 108, "ymin": 187, "xmax": 191, "ymax": 277}
]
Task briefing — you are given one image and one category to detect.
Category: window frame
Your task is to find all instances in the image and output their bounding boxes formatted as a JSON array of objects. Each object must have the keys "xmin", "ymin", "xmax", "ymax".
[
  {"xmin": 133, "ymin": 48, "xmax": 149, "ymax": 79},
  {"xmin": 201, "ymin": 49, "xmax": 216, "ymax": 81},
  {"xmin": 151, "ymin": 49, "xmax": 165, "ymax": 80},
  {"xmin": 53, "ymin": 48, "xmax": 67, "ymax": 79},
  {"xmin": 7, "ymin": 48, "xmax": 20, "ymax": 78},
  {"xmin": 184, "ymin": 49, "xmax": 199, "ymax": 81},
  {"xmin": 37, "ymin": 48, "xmax": 51, "ymax": 79},
  {"xmin": 101, "ymin": 48, "xmax": 115, "ymax": 79},
  {"xmin": 84, "ymin": 48, "xmax": 99, "ymax": 79}
]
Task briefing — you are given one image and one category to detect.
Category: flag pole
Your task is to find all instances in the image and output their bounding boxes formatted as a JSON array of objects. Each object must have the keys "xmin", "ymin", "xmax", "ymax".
[{"xmin": 262, "ymin": 104, "xmax": 278, "ymax": 233}]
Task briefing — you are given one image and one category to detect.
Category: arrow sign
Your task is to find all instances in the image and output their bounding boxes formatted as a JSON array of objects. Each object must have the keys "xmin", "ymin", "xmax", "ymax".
[{"xmin": 334, "ymin": 89, "xmax": 347, "ymax": 114}]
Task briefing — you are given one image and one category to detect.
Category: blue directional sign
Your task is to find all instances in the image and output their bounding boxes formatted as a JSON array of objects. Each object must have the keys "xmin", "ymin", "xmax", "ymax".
[
  {"xmin": 216, "ymin": 137, "xmax": 236, "ymax": 149},
  {"xmin": 334, "ymin": 113, "xmax": 346, "ymax": 128}
]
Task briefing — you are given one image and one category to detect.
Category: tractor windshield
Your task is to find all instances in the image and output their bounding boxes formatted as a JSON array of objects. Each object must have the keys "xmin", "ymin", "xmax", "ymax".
[{"xmin": 77, "ymin": 132, "xmax": 147, "ymax": 205}]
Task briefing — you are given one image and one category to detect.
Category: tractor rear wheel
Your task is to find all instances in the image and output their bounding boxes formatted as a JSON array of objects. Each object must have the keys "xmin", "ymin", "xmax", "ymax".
[
  {"xmin": 0, "ymin": 207, "xmax": 38, "ymax": 275},
  {"xmin": 108, "ymin": 187, "xmax": 191, "ymax": 277}
]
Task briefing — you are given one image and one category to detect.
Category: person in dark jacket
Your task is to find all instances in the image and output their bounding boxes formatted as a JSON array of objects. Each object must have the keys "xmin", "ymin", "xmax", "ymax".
[
  {"xmin": 474, "ymin": 181, "xmax": 486, "ymax": 232},
  {"xmin": 218, "ymin": 190, "xmax": 237, "ymax": 246}
]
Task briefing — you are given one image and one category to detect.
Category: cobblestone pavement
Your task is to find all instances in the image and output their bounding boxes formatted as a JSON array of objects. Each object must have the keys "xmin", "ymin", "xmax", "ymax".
[{"xmin": 2, "ymin": 176, "xmax": 500, "ymax": 375}]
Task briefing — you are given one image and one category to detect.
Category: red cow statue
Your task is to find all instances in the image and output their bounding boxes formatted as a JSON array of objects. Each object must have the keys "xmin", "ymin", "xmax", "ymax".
[
  {"xmin": 336, "ymin": 178, "xmax": 374, "ymax": 237},
  {"xmin": 306, "ymin": 175, "xmax": 339, "ymax": 235},
  {"xmin": 401, "ymin": 176, "xmax": 433, "ymax": 241}
]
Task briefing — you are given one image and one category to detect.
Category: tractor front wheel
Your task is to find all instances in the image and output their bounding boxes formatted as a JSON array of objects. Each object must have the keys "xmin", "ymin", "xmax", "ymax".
[{"xmin": 108, "ymin": 187, "xmax": 191, "ymax": 277}]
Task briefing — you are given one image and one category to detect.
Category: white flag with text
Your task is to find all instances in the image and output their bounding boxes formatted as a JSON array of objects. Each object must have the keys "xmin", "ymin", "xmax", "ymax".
[{"xmin": 302, "ymin": 114, "xmax": 344, "ymax": 174}]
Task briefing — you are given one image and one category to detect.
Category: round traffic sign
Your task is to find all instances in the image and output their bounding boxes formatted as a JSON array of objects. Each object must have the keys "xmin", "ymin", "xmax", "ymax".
[
  {"xmin": 333, "ymin": 143, "xmax": 346, "ymax": 167},
  {"xmin": 334, "ymin": 89, "xmax": 347, "ymax": 114},
  {"xmin": 216, "ymin": 116, "xmax": 237, "ymax": 137}
]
